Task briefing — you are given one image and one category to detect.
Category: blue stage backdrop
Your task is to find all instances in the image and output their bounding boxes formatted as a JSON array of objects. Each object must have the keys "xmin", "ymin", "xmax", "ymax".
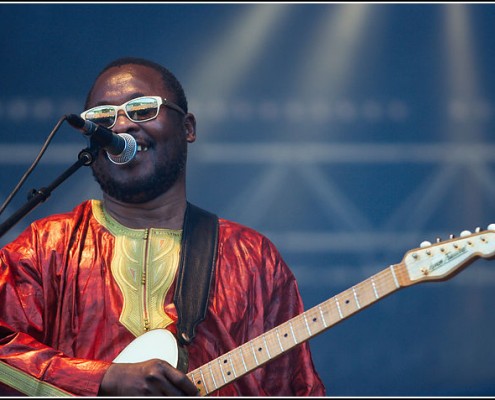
[{"xmin": 1, "ymin": 3, "xmax": 495, "ymax": 396}]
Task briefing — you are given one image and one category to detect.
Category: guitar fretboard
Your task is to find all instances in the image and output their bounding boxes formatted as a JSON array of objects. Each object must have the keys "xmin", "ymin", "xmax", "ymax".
[{"xmin": 187, "ymin": 263, "xmax": 408, "ymax": 396}]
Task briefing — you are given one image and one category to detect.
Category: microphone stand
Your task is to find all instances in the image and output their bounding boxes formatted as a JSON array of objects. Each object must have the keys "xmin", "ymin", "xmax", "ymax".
[{"xmin": 0, "ymin": 145, "xmax": 99, "ymax": 239}]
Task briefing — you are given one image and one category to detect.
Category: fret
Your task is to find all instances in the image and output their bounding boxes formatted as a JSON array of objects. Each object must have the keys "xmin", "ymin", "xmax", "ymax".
[
  {"xmin": 217, "ymin": 358, "xmax": 227, "ymax": 383},
  {"xmin": 189, "ymin": 371, "xmax": 197, "ymax": 391},
  {"xmin": 353, "ymin": 281, "xmax": 372, "ymax": 309},
  {"xmin": 303, "ymin": 313, "xmax": 312, "ymax": 336},
  {"xmin": 236, "ymin": 342, "xmax": 259, "ymax": 371},
  {"xmin": 289, "ymin": 315, "xmax": 302, "ymax": 343},
  {"xmin": 275, "ymin": 328, "xmax": 284, "ymax": 351},
  {"xmin": 318, "ymin": 305, "xmax": 328, "ymax": 328},
  {"xmin": 320, "ymin": 300, "xmax": 334, "ymax": 326},
  {"xmin": 371, "ymin": 277, "xmax": 380, "ymax": 299},
  {"xmin": 289, "ymin": 321, "xmax": 298, "ymax": 344},
  {"xmin": 262, "ymin": 335, "xmax": 271, "ymax": 359},
  {"xmin": 306, "ymin": 308, "xmax": 325, "ymax": 336},
  {"xmin": 373, "ymin": 272, "xmax": 387, "ymax": 295},
  {"xmin": 207, "ymin": 362, "xmax": 218, "ymax": 390},
  {"xmin": 253, "ymin": 336, "xmax": 270, "ymax": 363},
  {"xmin": 334, "ymin": 297, "xmax": 344, "ymax": 319},
  {"xmin": 339, "ymin": 291, "xmax": 359, "ymax": 316},
  {"xmin": 228, "ymin": 353, "xmax": 238, "ymax": 378},
  {"xmin": 198, "ymin": 368, "xmax": 209, "ymax": 394},
  {"xmin": 352, "ymin": 287, "xmax": 361, "ymax": 309},
  {"xmin": 238, "ymin": 347, "xmax": 248, "ymax": 372},
  {"xmin": 264, "ymin": 330, "xmax": 284, "ymax": 359},
  {"xmin": 250, "ymin": 341, "xmax": 260, "ymax": 366},
  {"xmin": 277, "ymin": 322, "xmax": 296, "ymax": 350},
  {"xmin": 389, "ymin": 265, "xmax": 400, "ymax": 288}
]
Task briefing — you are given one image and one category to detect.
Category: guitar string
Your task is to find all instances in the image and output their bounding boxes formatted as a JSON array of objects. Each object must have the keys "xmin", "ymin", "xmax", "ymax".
[
  {"xmin": 191, "ymin": 234, "xmax": 491, "ymax": 394},
  {"xmin": 189, "ymin": 266, "xmax": 403, "ymax": 394}
]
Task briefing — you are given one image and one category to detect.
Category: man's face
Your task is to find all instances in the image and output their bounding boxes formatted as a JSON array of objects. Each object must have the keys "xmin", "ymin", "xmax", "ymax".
[{"xmin": 86, "ymin": 64, "xmax": 192, "ymax": 204}]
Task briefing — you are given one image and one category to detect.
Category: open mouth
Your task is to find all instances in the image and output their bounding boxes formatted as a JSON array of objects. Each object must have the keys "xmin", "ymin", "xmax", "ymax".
[{"xmin": 137, "ymin": 144, "xmax": 149, "ymax": 152}]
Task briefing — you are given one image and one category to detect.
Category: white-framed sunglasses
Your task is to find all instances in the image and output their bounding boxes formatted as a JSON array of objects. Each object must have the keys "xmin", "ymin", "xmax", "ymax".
[{"xmin": 80, "ymin": 96, "xmax": 186, "ymax": 129}]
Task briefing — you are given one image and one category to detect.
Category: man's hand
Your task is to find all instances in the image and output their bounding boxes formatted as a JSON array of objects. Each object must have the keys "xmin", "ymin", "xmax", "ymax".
[{"xmin": 98, "ymin": 359, "xmax": 199, "ymax": 396}]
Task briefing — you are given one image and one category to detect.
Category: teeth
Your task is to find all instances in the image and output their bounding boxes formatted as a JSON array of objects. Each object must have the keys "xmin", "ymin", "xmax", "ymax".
[{"xmin": 137, "ymin": 145, "xmax": 149, "ymax": 152}]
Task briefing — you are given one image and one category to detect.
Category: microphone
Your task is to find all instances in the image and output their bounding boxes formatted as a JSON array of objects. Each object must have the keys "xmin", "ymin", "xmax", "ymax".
[{"xmin": 66, "ymin": 114, "xmax": 137, "ymax": 165}]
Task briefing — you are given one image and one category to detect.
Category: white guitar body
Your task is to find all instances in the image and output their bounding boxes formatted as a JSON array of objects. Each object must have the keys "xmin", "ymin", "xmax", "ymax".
[{"xmin": 113, "ymin": 328, "xmax": 178, "ymax": 367}]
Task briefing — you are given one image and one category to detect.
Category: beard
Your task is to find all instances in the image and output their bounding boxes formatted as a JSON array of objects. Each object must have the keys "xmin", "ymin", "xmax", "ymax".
[{"xmin": 91, "ymin": 134, "xmax": 188, "ymax": 204}]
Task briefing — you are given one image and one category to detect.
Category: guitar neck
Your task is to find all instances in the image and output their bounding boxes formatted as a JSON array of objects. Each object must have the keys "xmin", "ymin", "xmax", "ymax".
[{"xmin": 188, "ymin": 262, "xmax": 409, "ymax": 396}]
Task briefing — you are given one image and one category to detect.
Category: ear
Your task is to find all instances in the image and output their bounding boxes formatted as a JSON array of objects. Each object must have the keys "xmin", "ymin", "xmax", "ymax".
[{"xmin": 183, "ymin": 113, "xmax": 196, "ymax": 143}]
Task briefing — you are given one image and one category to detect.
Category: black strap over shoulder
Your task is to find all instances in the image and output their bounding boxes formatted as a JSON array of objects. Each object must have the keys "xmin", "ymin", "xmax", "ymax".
[{"xmin": 173, "ymin": 202, "xmax": 219, "ymax": 347}]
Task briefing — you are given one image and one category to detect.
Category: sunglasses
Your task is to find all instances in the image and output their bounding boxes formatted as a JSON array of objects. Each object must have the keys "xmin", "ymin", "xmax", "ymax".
[{"xmin": 80, "ymin": 96, "xmax": 186, "ymax": 129}]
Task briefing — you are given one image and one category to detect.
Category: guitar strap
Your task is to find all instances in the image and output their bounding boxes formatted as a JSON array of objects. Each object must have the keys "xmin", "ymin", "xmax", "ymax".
[{"xmin": 173, "ymin": 202, "xmax": 219, "ymax": 371}]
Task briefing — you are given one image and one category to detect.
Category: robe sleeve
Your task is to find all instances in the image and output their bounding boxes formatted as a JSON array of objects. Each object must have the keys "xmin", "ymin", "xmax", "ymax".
[{"xmin": 0, "ymin": 223, "xmax": 111, "ymax": 396}]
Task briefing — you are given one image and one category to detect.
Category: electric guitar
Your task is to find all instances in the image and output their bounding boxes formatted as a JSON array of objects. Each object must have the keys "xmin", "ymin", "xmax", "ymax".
[{"xmin": 114, "ymin": 225, "xmax": 495, "ymax": 396}]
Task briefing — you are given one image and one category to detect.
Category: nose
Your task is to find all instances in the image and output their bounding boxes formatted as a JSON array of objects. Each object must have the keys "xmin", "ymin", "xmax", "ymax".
[{"xmin": 113, "ymin": 110, "xmax": 137, "ymax": 132}]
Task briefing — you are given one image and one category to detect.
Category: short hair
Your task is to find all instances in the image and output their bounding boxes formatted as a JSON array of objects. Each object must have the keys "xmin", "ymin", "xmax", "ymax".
[{"xmin": 85, "ymin": 57, "xmax": 188, "ymax": 113}]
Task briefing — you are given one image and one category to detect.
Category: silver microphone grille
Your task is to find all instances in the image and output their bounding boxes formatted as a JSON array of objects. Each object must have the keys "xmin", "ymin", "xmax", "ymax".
[{"xmin": 107, "ymin": 133, "xmax": 137, "ymax": 165}]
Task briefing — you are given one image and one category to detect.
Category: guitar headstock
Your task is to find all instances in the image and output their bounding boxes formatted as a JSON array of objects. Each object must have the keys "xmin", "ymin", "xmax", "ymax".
[{"xmin": 401, "ymin": 224, "xmax": 495, "ymax": 284}]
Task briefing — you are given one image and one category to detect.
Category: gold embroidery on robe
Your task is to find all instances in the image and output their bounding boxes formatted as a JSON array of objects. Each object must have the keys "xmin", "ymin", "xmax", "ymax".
[{"xmin": 92, "ymin": 200, "xmax": 181, "ymax": 337}]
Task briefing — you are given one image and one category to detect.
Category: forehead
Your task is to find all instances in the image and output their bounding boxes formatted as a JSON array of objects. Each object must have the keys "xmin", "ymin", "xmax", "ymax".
[{"xmin": 88, "ymin": 64, "xmax": 168, "ymax": 105}]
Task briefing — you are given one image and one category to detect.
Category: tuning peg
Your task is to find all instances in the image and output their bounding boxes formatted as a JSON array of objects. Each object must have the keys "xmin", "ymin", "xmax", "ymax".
[
  {"xmin": 420, "ymin": 240, "xmax": 432, "ymax": 248},
  {"xmin": 460, "ymin": 230, "xmax": 472, "ymax": 237},
  {"xmin": 475, "ymin": 227, "xmax": 481, "ymax": 233},
  {"xmin": 488, "ymin": 223, "xmax": 495, "ymax": 231}
]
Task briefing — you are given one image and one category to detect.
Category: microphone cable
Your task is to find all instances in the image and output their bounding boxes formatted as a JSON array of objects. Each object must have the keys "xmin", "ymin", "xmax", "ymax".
[{"xmin": 0, "ymin": 115, "xmax": 67, "ymax": 217}]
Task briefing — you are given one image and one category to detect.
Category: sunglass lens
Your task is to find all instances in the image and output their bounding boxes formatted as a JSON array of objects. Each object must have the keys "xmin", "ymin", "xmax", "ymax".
[
  {"xmin": 126, "ymin": 97, "xmax": 159, "ymax": 121},
  {"xmin": 85, "ymin": 107, "xmax": 116, "ymax": 128}
]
